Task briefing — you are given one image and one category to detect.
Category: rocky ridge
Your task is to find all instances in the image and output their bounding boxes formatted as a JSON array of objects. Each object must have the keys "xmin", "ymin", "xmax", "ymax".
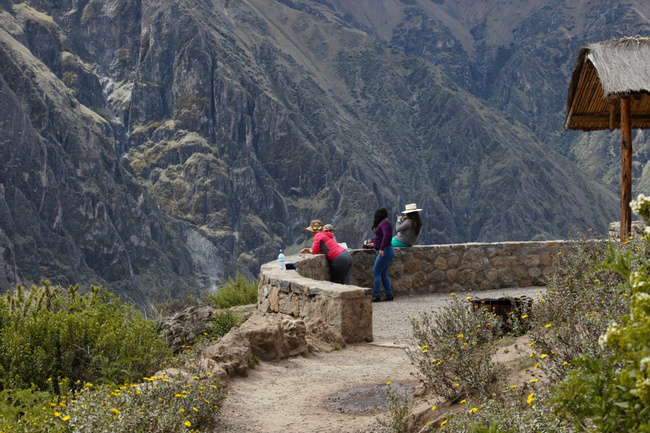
[{"xmin": 1, "ymin": 0, "xmax": 643, "ymax": 303}]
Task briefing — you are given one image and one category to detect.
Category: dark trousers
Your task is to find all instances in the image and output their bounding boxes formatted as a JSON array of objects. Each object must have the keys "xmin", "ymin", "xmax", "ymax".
[{"xmin": 330, "ymin": 250, "xmax": 353, "ymax": 285}]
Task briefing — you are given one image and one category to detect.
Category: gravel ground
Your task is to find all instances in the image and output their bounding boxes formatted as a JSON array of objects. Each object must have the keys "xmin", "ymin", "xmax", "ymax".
[
  {"xmin": 371, "ymin": 286, "xmax": 545, "ymax": 346},
  {"xmin": 219, "ymin": 286, "xmax": 546, "ymax": 432}
]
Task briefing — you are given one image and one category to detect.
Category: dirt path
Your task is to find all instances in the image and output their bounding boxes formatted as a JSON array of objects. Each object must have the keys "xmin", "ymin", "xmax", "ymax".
[
  {"xmin": 219, "ymin": 342, "xmax": 415, "ymax": 433},
  {"xmin": 219, "ymin": 288, "xmax": 543, "ymax": 432}
]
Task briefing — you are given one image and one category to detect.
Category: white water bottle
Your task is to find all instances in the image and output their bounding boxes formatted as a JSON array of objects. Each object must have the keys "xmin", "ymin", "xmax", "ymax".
[{"xmin": 278, "ymin": 249, "xmax": 286, "ymax": 271}]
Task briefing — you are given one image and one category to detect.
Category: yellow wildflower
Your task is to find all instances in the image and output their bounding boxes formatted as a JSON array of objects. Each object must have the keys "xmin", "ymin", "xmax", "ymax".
[{"xmin": 527, "ymin": 392, "xmax": 535, "ymax": 404}]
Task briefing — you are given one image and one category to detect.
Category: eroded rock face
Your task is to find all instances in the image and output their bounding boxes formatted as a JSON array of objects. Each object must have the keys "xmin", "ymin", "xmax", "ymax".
[
  {"xmin": 162, "ymin": 305, "xmax": 217, "ymax": 352},
  {"xmin": 164, "ymin": 305, "xmax": 344, "ymax": 379},
  {"xmin": 1, "ymin": 0, "xmax": 629, "ymax": 305},
  {"xmin": 202, "ymin": 327, "xmax": 252, "ymax": 377}
]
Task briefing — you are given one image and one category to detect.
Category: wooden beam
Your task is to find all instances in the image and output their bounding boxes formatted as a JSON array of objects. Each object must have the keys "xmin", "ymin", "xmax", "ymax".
[
  {"xmin": 569, "ymin": 114, "xmax": 650, "ymax": 124},
  {"xmin": 620, "ymin": 97, "xmax": 633, "ymax": 242}
]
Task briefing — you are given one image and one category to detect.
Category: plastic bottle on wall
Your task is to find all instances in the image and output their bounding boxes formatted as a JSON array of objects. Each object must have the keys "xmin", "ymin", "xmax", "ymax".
[{"xmin": 278, "ymin": 249, "xmax": 286, "ymax": 271}]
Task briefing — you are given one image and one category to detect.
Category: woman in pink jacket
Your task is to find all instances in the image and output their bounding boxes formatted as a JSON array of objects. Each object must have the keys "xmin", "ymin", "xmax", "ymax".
[{"xmin": 300, "ymin": 220, "xmax": 353, "ymax": 285}]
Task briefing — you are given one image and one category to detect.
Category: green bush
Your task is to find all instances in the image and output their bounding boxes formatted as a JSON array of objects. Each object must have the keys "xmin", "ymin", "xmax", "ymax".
[
  {"xmin": 62, "ymin": 374, "xmax": 226, "ymax": 433},
  {"xmin": 0, "ymin": 373, "xmax": 227, "ymax": 433},
  {"xmin": 527, "ymin": 239, "xmax": 631, "ymax": 381},
  {"xmin": 209, "ymin": 310, "xmax": 241, "ymax": 338},
  {"xmin": 414, "ymin": 235, "xmax": 644, "ymax": 432},
  {"xmin": 0, "ymin": 283, "xmax": 171, "ymax": 392},
  {"xmin": 202, "ymin": 272, "xmax": 257, "ymax": 309},
  {"xmin": 378, "ymin": 382, "xmax": 410, "ymax": 433},
  {"xmin": 408, "ymin": 296, "xmax": 505, "ymax": 401},
  {"xmin": 439, "ymin": 387, "xmax": 573, "ymax": 433},
  {"xmin": 552, "ymin": 238, "xmax": 650, "ymax": 432}
]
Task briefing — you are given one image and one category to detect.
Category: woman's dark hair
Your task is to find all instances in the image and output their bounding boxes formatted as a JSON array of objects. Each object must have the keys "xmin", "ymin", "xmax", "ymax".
[
  {"xmin": 372, "ymin": 208, "xmax": 389, "ymax": 230},
  {"xmin": 408, "ymin": 211, "xmax": 423, "ymax": 236}
]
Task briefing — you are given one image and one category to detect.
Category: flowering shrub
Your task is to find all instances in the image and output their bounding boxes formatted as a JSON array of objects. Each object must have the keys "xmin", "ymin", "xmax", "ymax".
[
  {"xmin": 411, "ymin": 234, "xmax": 647, "ymax": 432},
  {"xmin": 0, "ymin": 282, "xmax": 230, "ymax": 433},
  {"xmin": 0, "ymin": 283, "xmax": 171, "ymax": 392},
  {"xmin": 409, "ymin": 297, "xmax": 505, "ymax": 401},
  {"xmin": 630, "ymin": 193, "xmax": 650, "ymax": 222},
  {"xmin": 438, "ymin": 387, "xmax": 573, "ymax": 433},
  {"xmin": 527, "ymin": 240, "xmax": 631, "ymax": 380},
  {"xmin": 552, "ymin": 236, "xmax": 650, "ymax": 432},
  {"xmin": 0, "ymin": 373, "xmax": 227, "ymax": 433}
]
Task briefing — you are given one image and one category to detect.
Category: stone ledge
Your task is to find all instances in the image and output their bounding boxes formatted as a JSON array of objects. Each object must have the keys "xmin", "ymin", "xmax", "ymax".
[{"xmin": 258, "ymin": 240, "xmax": 584, "ymax": 345}]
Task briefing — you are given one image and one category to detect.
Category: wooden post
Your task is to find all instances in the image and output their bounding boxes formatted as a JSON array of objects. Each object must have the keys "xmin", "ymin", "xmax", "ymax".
[{"xmin": 620, "ymin": 97, "xmax": 632, "ymax": 241}]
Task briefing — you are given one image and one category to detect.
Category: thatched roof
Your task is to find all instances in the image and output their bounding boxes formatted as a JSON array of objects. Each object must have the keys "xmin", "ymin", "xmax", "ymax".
[{"xmin": 564, "ymin": 36, "xmax": 650, "ymax": 131}]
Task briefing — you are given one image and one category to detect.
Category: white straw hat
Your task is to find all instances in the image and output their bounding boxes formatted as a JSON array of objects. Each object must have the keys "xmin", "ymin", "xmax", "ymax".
[{"xmin": 401, "ymin": 203, "xmax": 422, "ymax": 214}]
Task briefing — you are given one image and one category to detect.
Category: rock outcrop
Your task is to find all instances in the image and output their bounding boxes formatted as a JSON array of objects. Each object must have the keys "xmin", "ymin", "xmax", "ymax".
[{"xmin": 162, "ymin": 305, "xmax": 346, "ymax": 379}]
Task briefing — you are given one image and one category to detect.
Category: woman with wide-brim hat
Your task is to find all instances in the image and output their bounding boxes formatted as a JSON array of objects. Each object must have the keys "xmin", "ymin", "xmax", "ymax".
[
  {"xmin": 299, "ymin": 220, "xmax": 353, "ymax": 285},
  {"xmin": 392, "ymin": 203, "xmax": 423, "ymax": 248}
]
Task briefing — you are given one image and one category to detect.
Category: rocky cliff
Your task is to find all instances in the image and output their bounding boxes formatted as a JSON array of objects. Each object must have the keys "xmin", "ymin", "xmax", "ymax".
[{"xmin": 0, "ymin": 0, "xmax": 639, "ymax": 303}]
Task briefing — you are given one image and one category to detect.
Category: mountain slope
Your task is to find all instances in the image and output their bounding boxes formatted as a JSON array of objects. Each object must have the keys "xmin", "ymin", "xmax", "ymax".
[
  {"xmin": 0, "ymin": 0, "xmax": 621, "ymax": 302},
  {"xmin": 326, "ymin": 0, "xmax": 650, "ymax": 189}
]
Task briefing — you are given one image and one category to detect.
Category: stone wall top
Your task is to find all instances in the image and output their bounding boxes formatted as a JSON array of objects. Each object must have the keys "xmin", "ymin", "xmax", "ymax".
[{"xmin": 287, "ymin": 240, "xmax": 575, "ymax": 295}]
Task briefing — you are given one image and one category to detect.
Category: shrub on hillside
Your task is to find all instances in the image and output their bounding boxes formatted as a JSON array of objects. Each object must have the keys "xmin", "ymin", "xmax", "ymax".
[
  {"xmin": 552, "ymin": 236, "xmax": 650, "ymax": 432},
  {"xmin": 527, "ymin": 239, "xmax": 632, "ymax": 380},
  {"xmin": 408, "ymin": 296, "xmax": 505, "ymax": 401},
  {"xmin": 418, "ymin": 235, "xmax": 644, "ymax": 432},
  {"xmin": 0, "ymin": 282, "xmax": 171, "ymax": 392},
  {"xmin": 202, "ymin": 272, "xmax": 257, "ymax": 309},
  {"xmin": 0, "ymin": 373, "xmax": 227, "ymax": 433}
]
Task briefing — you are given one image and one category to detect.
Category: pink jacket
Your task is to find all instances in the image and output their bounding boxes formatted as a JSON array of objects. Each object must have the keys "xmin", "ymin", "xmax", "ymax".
[{"xmin": 311, "ymin": 231, "xmax": 345, "ymax": 260}]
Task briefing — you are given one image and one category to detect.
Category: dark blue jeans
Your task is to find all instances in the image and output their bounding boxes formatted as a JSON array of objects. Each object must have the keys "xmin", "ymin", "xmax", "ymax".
[{"xmin": 373, "ymin": 246, "xmax": 394, "ymax": 297}]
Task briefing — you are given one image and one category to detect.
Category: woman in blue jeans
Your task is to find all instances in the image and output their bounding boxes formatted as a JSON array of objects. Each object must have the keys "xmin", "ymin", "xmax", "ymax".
[{"xmin": 371, "ymin": 207, "xmax": 395, "ymax": 302}]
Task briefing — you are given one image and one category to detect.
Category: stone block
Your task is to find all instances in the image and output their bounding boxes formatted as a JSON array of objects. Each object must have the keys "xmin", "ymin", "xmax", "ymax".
[
  {"xmin": 433, "ymin": 256, "xmax": 447, "ymax": 270},
  {"xmin": 277, "ymin": 292, "xmax": 295, "ymax": 315},
  {"xmin": 527, "ymin": 267, "xmax": 542, "ymax": 279},
  {"xmin": 523, "ymin": 255, "xmax": 541, "ymax": 267},
  {"xmin": 446, "ymin": 269, "xmax": 459, "ymax": 283},
  {"xmin": 404, "ymin": 258, "xmax": 422, "ymax": 273},
  {"xmin": 269, "ymin": 286, "xmax": 279, "ymax": 311},
  {"xmin": 459, "ymin": 269, "xmax": 477, "ymax": 284},
  {"xmin": 431, "ymin": 270, "xmax": 447, "ymax": 282},
  {"xmin": 485, "ymin": 267, "xmax": 499, "ymax": 282}
]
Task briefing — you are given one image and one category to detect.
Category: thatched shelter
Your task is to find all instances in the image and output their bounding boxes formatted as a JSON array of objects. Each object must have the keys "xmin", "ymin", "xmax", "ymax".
[{"xmin": 564, "ymin": 36, "xmax": 650, "ymax": 241}]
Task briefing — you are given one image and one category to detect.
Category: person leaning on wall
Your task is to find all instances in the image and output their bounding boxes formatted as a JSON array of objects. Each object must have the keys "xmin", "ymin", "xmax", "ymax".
[
  {"xmin": 299, "ymin": 219, "xmax": 353, "ymax": 285},
  {"xmin": 392, "ymin": 203, "xmax": 423, "ymax": 248}
]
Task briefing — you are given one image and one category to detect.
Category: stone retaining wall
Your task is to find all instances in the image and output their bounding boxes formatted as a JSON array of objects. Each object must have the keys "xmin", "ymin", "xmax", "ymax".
[
  {"xmin": 258, "ymin": 240, "xmax": 577, "ymax": 343},
  {"xmin": 258, "ymin": 258, "xmax": 373, "ymax": 344},
  {"xmin": 349, "ymin": 241, "xmax": 573, "ymax": 293}
]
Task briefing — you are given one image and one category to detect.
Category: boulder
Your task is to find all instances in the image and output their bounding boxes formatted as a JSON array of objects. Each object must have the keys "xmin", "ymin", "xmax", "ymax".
[
  {"xmin": 162, "ymin": 305, "xmax": 217, "ymax": 352},
  {"xmin": 239, "ymin": 314, "xmax": 292, "ymax": 361},
  {"xmin": 202, "ymin": 327, "xmax": 252, "ymax": 377},
  {"xmin": 281, "ymin": 318, "xmax": 308, "ymax": 357},
  {"xmin": 305, "ymin": 318, "xmax": 346, "ymax": 352}
]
